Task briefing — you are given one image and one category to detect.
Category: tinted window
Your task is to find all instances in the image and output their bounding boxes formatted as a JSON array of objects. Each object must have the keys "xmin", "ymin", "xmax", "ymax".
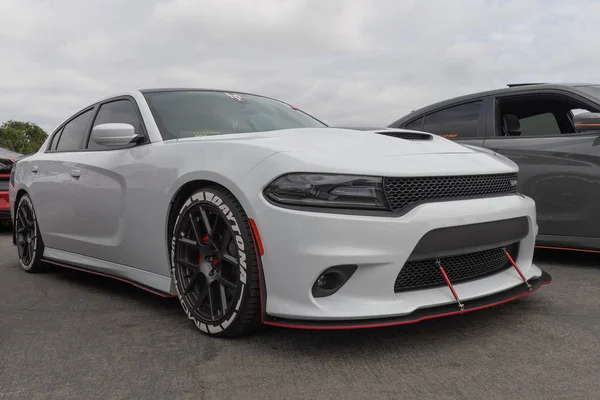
[
  {"xmin": 55, "ymin": 109, "xmax": 93, "ymax": 151},
  {"xmin": 88, "ymin": 100, "xmax": 142, "ymax": 150},
  {"xmin": 143, "ymin": 91, "xmax": 326, "ymax": 140},
  {"xmin": 423, "ymin": 102, "xmax": 482, "ymax": 138},
  {"xmin": 519, "ymin": 113, "xmax": 561, "ymax": 136},
  {"xmin": 49, "ymin": 127, "xmax": 64, "ymax": 150},
  {"xmin": 404, "ymin": 117, "xmax": 423, "ymax": 131}
]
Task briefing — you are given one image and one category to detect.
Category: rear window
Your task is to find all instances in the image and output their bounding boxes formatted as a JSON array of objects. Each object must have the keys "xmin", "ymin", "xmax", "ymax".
[{"xmin": 143, "ymin": 91, "xmax": 326, "ymax": 140}]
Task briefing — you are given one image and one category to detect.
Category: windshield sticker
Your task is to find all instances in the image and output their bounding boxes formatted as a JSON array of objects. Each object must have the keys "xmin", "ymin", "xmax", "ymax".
[
  {"xmin": 225, "ymin": 93, "xmax": 244, "ymax": 102},
  {"xmin": 193, "ymin": 131, "xmax": 221, "ymax": 137}
]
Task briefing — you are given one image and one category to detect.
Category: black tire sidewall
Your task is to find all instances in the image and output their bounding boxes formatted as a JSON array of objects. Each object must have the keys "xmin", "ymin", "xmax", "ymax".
[{"xmin": 170, "ymin": 187, "xmax": 256, "ymax": 336}]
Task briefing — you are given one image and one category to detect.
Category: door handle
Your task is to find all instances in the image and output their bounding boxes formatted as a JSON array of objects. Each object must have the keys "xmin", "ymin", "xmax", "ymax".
[
  {"xmin": 32, "ymin": 165, "xmax": 38, "ymax": 173},
  {"xmin": 71, "ymin": 169, "xmax": 81, "ymax": 178}
]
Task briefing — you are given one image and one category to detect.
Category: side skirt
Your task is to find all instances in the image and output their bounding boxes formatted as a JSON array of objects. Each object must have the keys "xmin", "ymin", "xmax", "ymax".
[
  {"xmin": 42, "ymin": 247, "xmax": 176, "ymax": 298},
  {"xmin": 262, "ymin": 271, "xmax": 551, "ymax": 330}
]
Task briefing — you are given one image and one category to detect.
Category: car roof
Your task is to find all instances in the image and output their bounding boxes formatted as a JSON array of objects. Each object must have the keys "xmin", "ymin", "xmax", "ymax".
[
  {"xmin": 138, "ymin": 87, "xmax": 294, "ymax": 105},
  {"xmin": 140, "ymin": 88, "xmax": 256, "ymax": 94},
  {"xmin": 390, "ymin": 82, "xmax": 600, "ymax": 125}
]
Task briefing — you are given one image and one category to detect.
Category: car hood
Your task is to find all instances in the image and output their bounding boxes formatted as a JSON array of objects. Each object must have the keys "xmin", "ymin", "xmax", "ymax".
[
  {"xmin": 197, "ymin": 127, "xmax": 474, "ymax": 156},
  {"xmin": 175, "ymin": 127, "xmax": 517, "ymax": 176}
]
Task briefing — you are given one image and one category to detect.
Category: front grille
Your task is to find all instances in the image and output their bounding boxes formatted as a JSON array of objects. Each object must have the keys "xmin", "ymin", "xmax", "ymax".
[
  {"xmin": 394, "ymin": 243, "xmax": 519, "ymax": 292},
  {"xmin": 0, "ymin": 180, "xmax": 8, "ymax": 191},
  {"xmin": 383, "ymin": 173, "xmax": 518, "ymax": 212}
]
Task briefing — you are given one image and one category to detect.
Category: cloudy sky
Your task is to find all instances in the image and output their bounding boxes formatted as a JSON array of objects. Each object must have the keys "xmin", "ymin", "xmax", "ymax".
[{"xmin": 0, "ymin": 0, "xmax": 596, "ymax": 133}]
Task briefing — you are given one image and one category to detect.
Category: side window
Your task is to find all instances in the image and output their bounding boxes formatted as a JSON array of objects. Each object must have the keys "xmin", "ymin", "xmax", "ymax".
[
  {"xmin": 48, "ymin": 127, "xmax": 64, "ymax": 151},
  {"xmin": 519, "ymin": 113, "xmax": 561, "ymax": 136},
  {"xmin": 87, "ymin": 100, "xmax": 143, "ymax": 150},
  {"xmin": 55, "ymin": 109, "xmax": 94, "ymax": 152},
  {"xmin": 422, "ymin": 101, "xmax": 482, "ymax": 139},
  {"xmin": 496, "ymin": 96, "xmax": 598, "ymax": 137},
  {"xmin": 404, "ymin": 117, "xmax": 423, "ymax": 131}
]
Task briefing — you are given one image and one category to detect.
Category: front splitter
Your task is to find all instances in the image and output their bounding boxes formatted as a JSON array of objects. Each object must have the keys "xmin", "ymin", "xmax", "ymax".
[{"xmin": 263, "ymin": 270, "xmax": 551, "ymax": 330}]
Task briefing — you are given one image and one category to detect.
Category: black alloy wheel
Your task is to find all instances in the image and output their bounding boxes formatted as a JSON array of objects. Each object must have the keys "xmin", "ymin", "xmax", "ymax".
[
  {"xmin": 171, "ymin": 186, "xmax": 261, "ymax": 337},
  {"xmin": 15, "ymin": 194, "xmax": 44, "ymax": 272}
]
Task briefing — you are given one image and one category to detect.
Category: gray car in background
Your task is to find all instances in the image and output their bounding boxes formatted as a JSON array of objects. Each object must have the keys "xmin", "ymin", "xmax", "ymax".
[{"xmin": 389, "ymin": 83, "xmax": 600, "ymax": 253}]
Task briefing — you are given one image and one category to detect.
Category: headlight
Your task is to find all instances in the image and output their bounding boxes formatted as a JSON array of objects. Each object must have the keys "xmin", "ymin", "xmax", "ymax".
[{"xmin": 263, "ymin": 173, "xmax": 389, "ymax": 210}]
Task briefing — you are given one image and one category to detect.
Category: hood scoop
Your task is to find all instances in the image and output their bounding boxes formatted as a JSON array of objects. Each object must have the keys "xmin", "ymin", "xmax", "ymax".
[{"xmin": 375, "ymin": 131, "xmax": 433, "ymax": 141}]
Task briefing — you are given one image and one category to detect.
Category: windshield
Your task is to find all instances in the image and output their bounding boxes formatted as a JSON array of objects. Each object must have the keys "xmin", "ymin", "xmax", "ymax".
[{"xmin": 143, "ymin": 90, "xmax": 327, "ymax": 140}]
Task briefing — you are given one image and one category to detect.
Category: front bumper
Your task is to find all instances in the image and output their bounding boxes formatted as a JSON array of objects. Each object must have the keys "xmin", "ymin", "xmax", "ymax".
[
  {"xmin": 249, "ymin": 190, "xmax": 545, "ymax": 321},
  {"xmin": 264, "ymin": 271, "xmax": 551, "ymax": 329}
]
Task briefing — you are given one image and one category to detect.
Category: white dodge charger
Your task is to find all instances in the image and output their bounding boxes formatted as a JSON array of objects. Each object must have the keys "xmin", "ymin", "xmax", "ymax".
[{"xmin": 9, "ymin": 89, "xmax": 551, "ymax": 337}]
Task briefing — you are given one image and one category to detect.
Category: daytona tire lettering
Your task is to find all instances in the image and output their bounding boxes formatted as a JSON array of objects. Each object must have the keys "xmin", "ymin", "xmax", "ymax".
[{"xmin": 170, "ymin": 186, "xmax": 260, "ymax": 337}]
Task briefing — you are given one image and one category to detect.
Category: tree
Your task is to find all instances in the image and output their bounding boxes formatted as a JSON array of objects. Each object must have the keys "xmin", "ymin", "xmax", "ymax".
[{"xmin": 0, "ymin": 120, "xmax": 48, "ymax": 154}]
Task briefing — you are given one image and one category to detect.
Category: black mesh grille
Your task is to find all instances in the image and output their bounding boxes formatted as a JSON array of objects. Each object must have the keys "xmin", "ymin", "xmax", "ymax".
[
  {"xmin": 383, "ymin": 173, "xmax": 518, "ymax": 212},
  {"xmin": 378, "ymin": 131, "xmax": 432, "ymax": 140},
  {"xmin": 394, "ymin": 243, "xmax": 519, "ymax": 292}
]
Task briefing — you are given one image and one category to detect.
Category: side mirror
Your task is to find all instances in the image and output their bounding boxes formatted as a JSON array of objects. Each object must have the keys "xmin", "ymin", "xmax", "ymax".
[
  {"xmin": 573, "ymin": 112, "xmax": 600, "ymax": 132},
  {"xmin": 91, "ymin": 123, "xmax": 141, "ymax": 146}
]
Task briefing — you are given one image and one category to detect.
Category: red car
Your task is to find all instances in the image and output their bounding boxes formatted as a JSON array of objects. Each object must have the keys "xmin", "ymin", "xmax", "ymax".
[{"xmin": 0, "ymin": 147, "xmax": 21, "ymax": 226}]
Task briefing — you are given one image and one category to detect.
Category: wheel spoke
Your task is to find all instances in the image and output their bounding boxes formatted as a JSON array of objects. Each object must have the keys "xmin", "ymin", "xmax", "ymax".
[
  {"xmin": 183, "ymin": 271, "xmax": 200, "ymax": 294},
  {"xmin": 211, "ymin": 215, "xmax": 221, "ymax": 237},
  {"xmin": 21, "ymin": 207, "xmax": 31, "ymax": 225},
  {"xmin": 178, "ymin": 236, "xmax": 200, "ymax": 249},
  {"xmin": 219, "ymin": 283, "xmax": 228, "ymax": 315},
  {"xmin": 22, "ymin": 241, "xmax": 29, "ymax": 261},
  {"xmin": 199, "ymin": 206, "xmax": 212, "ymax": 236},
  {"xmin": 219, "ymin": 275, "xmax": 236, "ymax": 290},
  {"xmin": 207, "ymin": 283, "xmax": 215, "ymax": 319},
  {"xmin": 188, "ymin": 214, "xmax": 202, "ymax": 245},
  {"xmin": 219, "ymin": 230, "xmax": 232, "ymax": 255},
  {"xmin": 221, "ymin": 253, "xmax": 238, "ymax": 266},
  {"xmin": 17, "ymin": 212, "xmax": 27, "ymax": 228},
  {"xmin": 196, "ymin": 283, "xmax": 210, "ymax": 305},
  {"xmin": 176, "ymin": 258, "xmax": 200, "ymax": 271}
]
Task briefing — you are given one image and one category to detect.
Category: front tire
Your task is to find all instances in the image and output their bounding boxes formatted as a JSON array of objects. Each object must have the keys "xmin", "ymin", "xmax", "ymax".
[
  {"xmin": 15, "ymin": 194, "xmax": 44, "ymax": 273},
  {"xmin": 170, "ymin": 186, "xmax": 261, "ymax": 338}
]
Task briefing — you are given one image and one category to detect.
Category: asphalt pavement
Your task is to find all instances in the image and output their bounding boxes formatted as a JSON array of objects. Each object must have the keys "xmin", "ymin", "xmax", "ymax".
[{"xmin": 1, "ymin": 226, "xmax": 599, "ymax": 400}]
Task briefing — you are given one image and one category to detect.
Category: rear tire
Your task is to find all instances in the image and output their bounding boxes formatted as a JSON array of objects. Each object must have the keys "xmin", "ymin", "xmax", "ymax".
[
  {"xmin": 15, "ymin": 194, "xmax": 44, "ymax": 273},
  {"xmin": 170, "ymin": 186, "xmax": 261, "ymax": 338}
]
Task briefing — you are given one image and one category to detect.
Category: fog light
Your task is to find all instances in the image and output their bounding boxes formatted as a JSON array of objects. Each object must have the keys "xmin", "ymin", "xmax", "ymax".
[{"xmin": 311, "ymin": 265, "xmax": 358, "ymax": 298}]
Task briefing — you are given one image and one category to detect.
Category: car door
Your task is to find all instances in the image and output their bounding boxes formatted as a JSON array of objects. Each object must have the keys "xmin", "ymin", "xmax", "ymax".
[
  {"xmin": 29, "ymin": 107, "xmax": 97, "ymax": 253},
  {"xmin": 396, "ymin": 99, "xmax": 487, "ymax": 147},
  {"xmin": 482, "ymin": 92, "xmax": 600, "ymax": 242},
  {"xmin": 57, "ymin": 97, "xmax": 154, "ymax": 266}
]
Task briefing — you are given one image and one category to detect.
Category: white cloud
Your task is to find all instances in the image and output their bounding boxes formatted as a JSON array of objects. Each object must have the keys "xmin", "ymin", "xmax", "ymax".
[{"xmin": 0, "ymin": 0, "xmax": 597, "ymax": 133}]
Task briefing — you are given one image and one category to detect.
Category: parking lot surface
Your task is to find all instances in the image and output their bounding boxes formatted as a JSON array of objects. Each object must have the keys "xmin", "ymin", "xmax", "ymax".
[{"xmin": 1, "ymin": 227, "xmax": 599, "ymax": 400}]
